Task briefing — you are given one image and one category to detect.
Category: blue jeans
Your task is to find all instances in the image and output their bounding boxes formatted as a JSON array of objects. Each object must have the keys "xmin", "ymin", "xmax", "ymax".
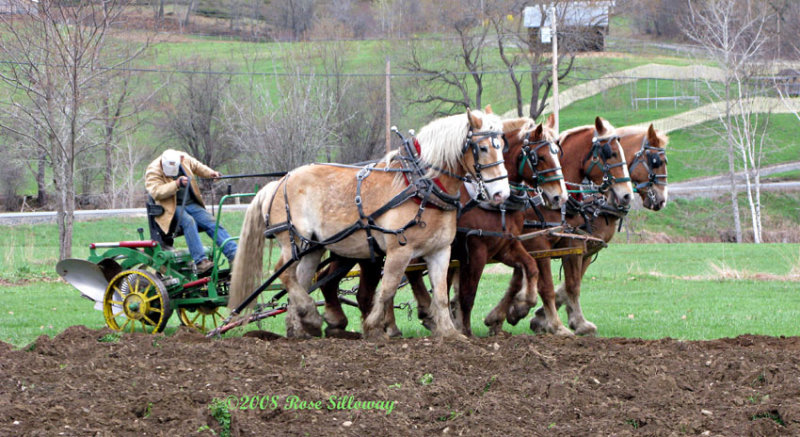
[{"xmin": 176, "ymin": 203, "xmax": 238, "ymax": 264}]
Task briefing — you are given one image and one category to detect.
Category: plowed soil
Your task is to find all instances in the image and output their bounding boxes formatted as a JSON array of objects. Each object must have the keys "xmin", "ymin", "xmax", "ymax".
[{"xmin": 2, "ymin": 326, "xmax": 799, "ymax": 436}]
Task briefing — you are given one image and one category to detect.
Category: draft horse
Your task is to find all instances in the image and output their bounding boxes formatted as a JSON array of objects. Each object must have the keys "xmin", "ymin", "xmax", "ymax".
[
  {"xmin": 318, "ymin": 114, "xmax": 569, "ymax": 337},
  {"xmin": 229, "ymin": 109, "xmax": 510, "ymax": 340},
  {"xmin": 524, "ymin": 124, "xmax": 669, "ymax": 335},
  {"xmin": 477, "ymin": 117, "xmax": 636, "ymax": 335}
]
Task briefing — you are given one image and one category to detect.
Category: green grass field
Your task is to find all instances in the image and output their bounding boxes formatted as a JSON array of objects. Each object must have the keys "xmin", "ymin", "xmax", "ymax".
[{"xmin": 1, "ymin": 211, "xmax": 798, "ymax": 346}]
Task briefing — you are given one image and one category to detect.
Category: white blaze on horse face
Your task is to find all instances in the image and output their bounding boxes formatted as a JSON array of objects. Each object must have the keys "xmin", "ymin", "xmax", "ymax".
[
  {"xmin": 541, "ymin": 149, "xmax": 567, "ymax": 209},
  {"xmin": 611, "ymin": 142, "xmax": 634, "ymax": 207}
]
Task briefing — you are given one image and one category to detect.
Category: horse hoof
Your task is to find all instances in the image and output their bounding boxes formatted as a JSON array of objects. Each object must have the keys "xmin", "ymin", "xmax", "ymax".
[
  {"xmin": 363, "ymin": 328, "xmax": 390, "ymax": 342},
  {"xmin": 507, "ymin": 303, "xmax": 531, "ymax": 326},
  {"xmin": 486, "ymin": 323, "xmax": 503, "ymax": 337},
  {"xmin": 529, "ymin": 316, "xmax": 548, "ymax": 334},
  {"xmin": 386, "ymin": 325, "xmax": 403, "ymax": 338},
  {"xmin": 325, "ymin": 328, "xmax": 362, "ymax": 340},
  {"xmin": 554, "ymin": 326, "xmax": 575, "ymax": 337},
  {"xmin": 421, "ymin": 317, "xmax": 436, "ymax": 332},
  {"xmin": 573, "ymin": 322, "xmax": 598, "ymax": 336}
]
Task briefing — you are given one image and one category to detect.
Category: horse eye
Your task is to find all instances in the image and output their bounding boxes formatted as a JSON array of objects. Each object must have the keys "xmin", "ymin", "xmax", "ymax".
[{"xmin": 480, "ymin": 146, "xmax": 488, "ymax": 153}]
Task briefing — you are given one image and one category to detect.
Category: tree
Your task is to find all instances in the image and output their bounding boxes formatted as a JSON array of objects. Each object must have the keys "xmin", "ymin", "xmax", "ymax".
[
  {"xmin": 0, "ymin": 0, "xmax": 148, "ymax": 259},
  {"xmin": 682, "ymin": 0, "xmax": 772, "ymax": 243},
  {"xmin": 159, "ymin": 62, "xmax": 235, "ymax": 172}
]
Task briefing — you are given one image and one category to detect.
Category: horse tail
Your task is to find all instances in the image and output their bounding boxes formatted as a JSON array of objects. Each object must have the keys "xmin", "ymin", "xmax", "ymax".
[{"xmin": 229, "ymin": 181, "xmax": 279, "ymax": 312}]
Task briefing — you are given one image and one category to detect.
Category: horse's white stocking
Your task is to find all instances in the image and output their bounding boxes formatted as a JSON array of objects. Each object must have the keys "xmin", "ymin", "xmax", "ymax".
[
  {"xmin": 363, "ymin": 248, "xmax": 413, "ymax": 340},
  {"xmin": 424, "ymin": 247, "xmax": 463, "ymax": 339},
  {"xmin": 281, "ymin": 249, "xmax": 324, "ymax": 337}
]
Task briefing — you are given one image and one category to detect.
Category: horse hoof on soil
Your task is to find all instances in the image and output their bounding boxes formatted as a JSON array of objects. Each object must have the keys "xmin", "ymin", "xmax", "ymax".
[
  {"xmin": 363, "ymin": 327, "xmax": 390, "ymax": 342},
  {"xmin": 553, "ymin": 325, "xmax": 575, "ymax": 337},
  {"xmin": 486, "ymin": 324, "xmax": 508, "ymax": 337},
  {"xmin": 435, "ymin": 329, "xmax": 469, "ymax": 342},
  {"xmin": 529, "ymin": 317, "xmax": 548, "ymax": 334},
  {"xmin": 325, "ymin": 328, "xmax": 362, "ymax": 340},
  {"xmin": 573, "ymin": 322, "xmax": 598, "ymax": 336},
  {"xmin": 386, "ymin": 325, "xmax": 403, "ymax": 338},
  {"xmin": 421, "ymin": 317, "xmax": 436, "ymax": 333}
]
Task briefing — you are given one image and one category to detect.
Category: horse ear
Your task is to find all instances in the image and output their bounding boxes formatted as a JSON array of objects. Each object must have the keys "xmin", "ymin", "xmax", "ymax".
[
  {"xmin": 467, "ymin": 107, "xmax": 482, "ymax": 130},
  {"xmin": 647, "ymin": 123, "xmax": 659, "ymax": 144},
  {"xmin": 545, "ymin": 113, "xmax": 555, "ymax": 129},
  {"xmin": 534, "ymin": 123, "xmax": 543, "ymax": 139},
  {"xmin": 594, "ymin": 116, "xmax": 605, "ymax": 135},
  {"xmin": 484, "ymin": 104, "xmax": 493, "ymax": 114}
]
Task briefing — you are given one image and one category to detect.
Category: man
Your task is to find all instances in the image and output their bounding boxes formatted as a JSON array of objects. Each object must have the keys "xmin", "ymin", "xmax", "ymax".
[{"xmin": 145, "ymin": 149, "xmax": 237, "ymax": 274}]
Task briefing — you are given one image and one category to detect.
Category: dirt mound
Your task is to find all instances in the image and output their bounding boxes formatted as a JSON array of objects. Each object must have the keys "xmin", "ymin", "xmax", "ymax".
[{"xmin": 1, "ymin": 328, "xmax": 799, "ymax": 435}]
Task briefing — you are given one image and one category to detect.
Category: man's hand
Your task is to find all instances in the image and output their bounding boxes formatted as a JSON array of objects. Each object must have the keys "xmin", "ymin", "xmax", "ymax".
[
  {"xmin": 211, "ymin": 171, "xmax": 222, "ymax": 179},
  {"xmin": 177, "ymin": 176, "xmax": 189, "ymax": 187}
]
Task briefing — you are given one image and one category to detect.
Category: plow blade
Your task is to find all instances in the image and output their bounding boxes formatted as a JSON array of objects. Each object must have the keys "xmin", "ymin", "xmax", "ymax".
[{"xmin": 56, "ymin": 259, "xmax": 108, "ymax": 309}]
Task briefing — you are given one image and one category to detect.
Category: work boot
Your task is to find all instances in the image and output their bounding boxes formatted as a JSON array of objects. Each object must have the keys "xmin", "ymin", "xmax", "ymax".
[{"xmin": 196, "ymin": 259, "xmax": 214, "ymax": 274}]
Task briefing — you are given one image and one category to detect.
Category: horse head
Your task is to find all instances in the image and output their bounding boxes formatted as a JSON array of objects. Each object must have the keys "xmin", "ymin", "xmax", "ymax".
[
  {"xmin": 624, "ymin": 124, "xmax": 669, "ymax": 211},
  {"xmin": 502, "ymin": 113, "xmax": 567, "ymax": 209},
  {"xmin": 582, "ymin": 117, "xmax": 634, "ymax": 208},
  {"xmin": 461, "ymin": 106, "xmax": 511, "ymax": 206}
]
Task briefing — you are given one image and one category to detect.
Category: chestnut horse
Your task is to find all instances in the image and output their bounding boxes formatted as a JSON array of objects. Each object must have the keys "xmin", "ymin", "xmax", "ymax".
[
  {"xmin": 476, "ymin": 117, "xmax": 635, "ymax": 335},
  {"xmin": 317, "ymin": 114, "xmax": 568, "ymax": 337},
  {"xmin": 229, "ymin": 109, "xmax": 510, "ymax": 340},
  {"xmin": 523, "ymin": 124, "xmax": 669, "ymax": 335}
]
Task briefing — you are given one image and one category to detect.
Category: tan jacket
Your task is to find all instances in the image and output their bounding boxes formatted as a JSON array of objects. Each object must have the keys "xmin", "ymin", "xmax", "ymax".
[{"xmin": 145, "ymin": 150, "xmax": 216, "ymax": 233}]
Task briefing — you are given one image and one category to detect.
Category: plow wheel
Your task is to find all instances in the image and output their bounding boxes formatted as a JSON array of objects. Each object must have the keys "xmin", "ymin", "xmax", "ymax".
[
  {"xmin": 103, "ymin": 269, "xmax": 173, "ymax": 334},
  {"xmin": 177, "ymin": 306, "xmax": 225, "ymax": 333}
]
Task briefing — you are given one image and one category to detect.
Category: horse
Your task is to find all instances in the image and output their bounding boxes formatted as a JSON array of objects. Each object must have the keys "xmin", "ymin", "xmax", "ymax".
[
  {"xmin": 229, "ymin": 108, "xmax": 511, "ymax": 340},
  {"xmin": 317, "ymin": 114, "xmax": 568, "ymax": 338},
  {"xmin": 523, "ymin": 123, "xmax": 669, "ymax": 335},
  {"xmin": 476, "ymin": 116, "xmax": 636, "ymax": 336}
]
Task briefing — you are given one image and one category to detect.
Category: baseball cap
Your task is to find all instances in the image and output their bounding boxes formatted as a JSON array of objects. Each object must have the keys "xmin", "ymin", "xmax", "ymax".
[{"xmin": 161, "ymin": 150, "xmax": 181, "ymax": 177}]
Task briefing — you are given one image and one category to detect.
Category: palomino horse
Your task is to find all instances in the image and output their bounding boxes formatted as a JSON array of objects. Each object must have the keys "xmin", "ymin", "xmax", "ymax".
[
  {"xmin": 318, "ymin": 114, "xmax": 568, "ymax": 337},
  {"xmin": 229, "ymin": 109, "xmax": 510, "ymax": 339},
  {"xmin": 478, "ymin": 116, "xmax": 635, "ymax": 335},
  {"xmin": 524, "ymin": 124, "xmax": 668, "ymax": 335}
]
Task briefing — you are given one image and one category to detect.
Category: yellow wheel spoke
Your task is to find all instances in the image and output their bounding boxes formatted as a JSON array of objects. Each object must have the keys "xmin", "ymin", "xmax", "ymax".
[
  {"xmin": 120, "ymin": 318, "xmax": 131, "ymax": 331},
  {"xmin": 139, "ymin": 320, "xmax": 148, "ymax": 332},
  {"xmin": 191, "ymin": 312, "xmax": 201, "ymax": 325},
  {"xmin": 113, "ymin": 285, "xmax": 126, "ymax": 297},
  {"xmin": 129, "ymin": 320, "xmax": 136, "ymax": 333},
  {"xmin": 144, "ymin": 294, "xmax": 160, "ymax": 303},
  {"xmin": 132, "ymin": 277, "xmax": 140, "ymax": 294},
  {"xmin": 143, "ymin": 314, "xmax": 157, "ymax": 326},
  {"xmin": 212, "ymin": 314, "xmax": 219, "ymax": 329},
  {"xmin": 149, "ymin": 307, "xmax": 162, "ymax": 314},
  {"xmin": 109, "ymin": 300, "xmax": 124, "ymax": 306},
  {"xmin": 141, "ymin": 283, "xmax": 153, "ymax": 295}
]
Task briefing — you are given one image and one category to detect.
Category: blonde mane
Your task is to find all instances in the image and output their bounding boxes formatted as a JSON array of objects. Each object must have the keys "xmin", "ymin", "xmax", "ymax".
[{"xmin": 415, "ymin": 109, "xmax": 503, "ymax": 178}]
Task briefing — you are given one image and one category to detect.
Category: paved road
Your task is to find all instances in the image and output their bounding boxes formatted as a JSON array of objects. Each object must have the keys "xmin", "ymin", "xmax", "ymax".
[{"xmin": 670, "ymin": 161, "xmax": 800, "ymax": 199}]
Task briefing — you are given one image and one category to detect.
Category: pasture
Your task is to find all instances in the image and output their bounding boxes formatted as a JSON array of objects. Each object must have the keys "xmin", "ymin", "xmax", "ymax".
[{"xmin": 1, "ymin": 212, "xmax": 798, "ymax": 346}]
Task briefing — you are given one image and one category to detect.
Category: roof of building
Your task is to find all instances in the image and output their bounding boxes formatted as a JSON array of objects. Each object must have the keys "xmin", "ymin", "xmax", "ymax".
[{"xmin": 523, "ymin": 1, "xmax": 614, "ymax": 28}]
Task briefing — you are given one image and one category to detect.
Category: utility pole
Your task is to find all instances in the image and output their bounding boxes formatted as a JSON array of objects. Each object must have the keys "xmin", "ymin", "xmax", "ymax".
[
  {"xmin": 385, "ymin": 56, "xmax": 392, "ymax": 154},
  {"xmin": 550, "ymin": 5, "xmax": 559, "ymax": 133}
]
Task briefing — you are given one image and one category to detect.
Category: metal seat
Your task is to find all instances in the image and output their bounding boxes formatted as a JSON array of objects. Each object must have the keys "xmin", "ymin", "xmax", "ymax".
[{"xmin": 146, "ymin": 195, "xmax": 182, "ymax": 248}]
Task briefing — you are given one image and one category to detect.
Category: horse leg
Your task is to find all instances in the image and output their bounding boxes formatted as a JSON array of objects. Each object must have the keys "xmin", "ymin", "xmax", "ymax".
[
  {"xmin": 562, "ymin": 254, "xmax": 597, "ymax": 336},
  {"xmin": 424, "ymin": 247, "xmax": 464, "ymax": 340},
  {"xmin": 507, "ymin": 253, "xmax": 544, "ymax": 326},
  {"xmin": 281, "ymin": 249, "xmax": 325, "ymax": 338},
  {"xmin": 484, "ymin": 265, "xmax": 522, "ymax": 337},
  {"xmin": 456, "ymin": 246, "xmax": 488, "ymax": 337},
  {"xmin": 448, "ymin": 267, "xmax": 463, "ymax": 332},
  {"xmin": 319, "ymin": 256, "xmax": 357, "ymax": 338},
  {"xmin": 406, "ymin": 269, "xmax": 435, "ymax": 332},
  {"xmin": 530, "ymin": 253, "xmax": 579, "ymax": 336},
  {"xmin": 362, "ymin": 248, "xmax": 413, "ymax": 341}
]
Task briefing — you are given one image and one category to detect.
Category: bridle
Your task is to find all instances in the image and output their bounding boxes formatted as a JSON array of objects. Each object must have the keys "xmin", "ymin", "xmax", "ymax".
[
  {"xmin": 514, "ymin": 130, "xmax": 564, "ymax": 188},
  {"xmin": 584, "ymin": 133, "xmax": 631, "ymax": 195},
  {"xmin": 629, "ymin": 135, "xmax": 668, "ymax": 204},
  {"xmin": 458, "ymin": 129, "xmax": 508, "ymax": 201}
]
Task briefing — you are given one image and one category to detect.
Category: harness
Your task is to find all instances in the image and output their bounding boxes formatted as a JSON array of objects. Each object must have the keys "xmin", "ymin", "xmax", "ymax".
[
  {"xmin": 584, "ymin": 133, "xmax": 632, "ymax": 194},
  {"xmin": 460, "ymin": 131, "xmax": 564, "ymax": 236},
  {"xmin": 628, "ymin": 135, "xmax": 668, "ymax": 205},
  {"xmin": 263, "ymin": 126, "xmax": 506, "ymax": 264}
]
